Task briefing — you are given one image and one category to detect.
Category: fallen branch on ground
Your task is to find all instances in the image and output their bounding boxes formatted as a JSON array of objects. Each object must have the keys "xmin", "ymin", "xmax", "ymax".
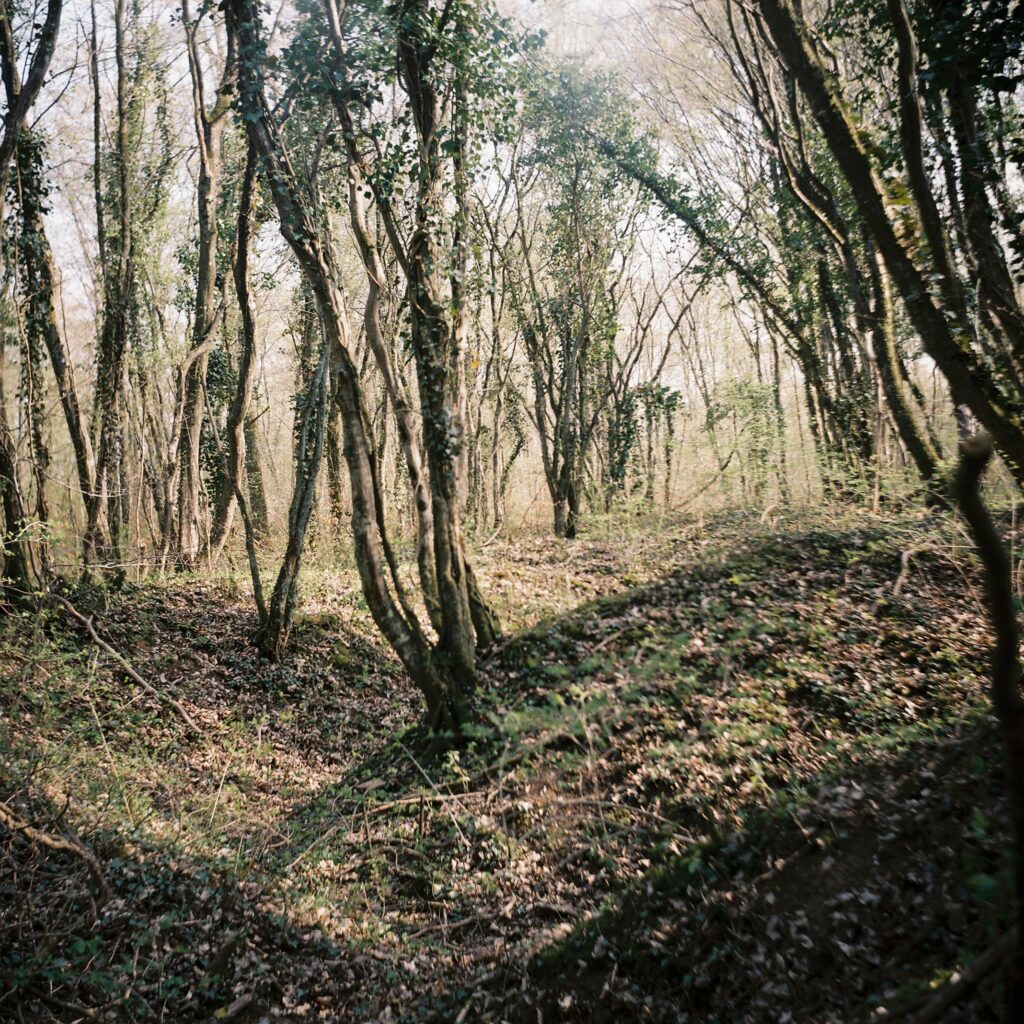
[
  {"xmin": 53, "ymin": 594, "xmax": 202, "ymax": 736},
  {"xmin": 872, "ymin": 929, "xmax": 1015, "ymax": 1022},
  {"xmin": 0, "ymin": 798, "xmax": 111, "ymax": 905},
  {"xmin": 910, "ymin": 930, "xmax": 1016, "ymax": 1023}
]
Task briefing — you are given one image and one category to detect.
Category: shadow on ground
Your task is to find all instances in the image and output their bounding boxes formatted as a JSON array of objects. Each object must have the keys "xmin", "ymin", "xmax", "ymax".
[{"xmin": 1, "ymin": 510, "xmax": 1015, "ymax": 1022}]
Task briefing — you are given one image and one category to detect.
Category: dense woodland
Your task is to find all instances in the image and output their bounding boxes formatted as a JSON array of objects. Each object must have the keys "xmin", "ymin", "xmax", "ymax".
[{"xmin": 2, "ymin": 0, "xmax": 1024, "ymax": 1020}]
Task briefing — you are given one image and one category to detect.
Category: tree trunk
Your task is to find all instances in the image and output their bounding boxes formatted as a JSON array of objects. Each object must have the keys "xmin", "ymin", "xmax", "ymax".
[
  {"xmin": 244, "ymin": 416, "xmax": 269, "ymax": 539},
  {"xmin": 753, "ymin": 0, "xmax": 1024, "ymax": 483},
  {"xmin": 954, "ymin": 433, "xmax": 1024, "ymax": 1021},
  {"xmin": 14, "ymin": 132, "xmax": 100, "ymax": 557},
  {"xmin": 228, "ymin": 0, "xmax": 462, "ymax": 729},
  {"xmin": 320, "ymin": 0, "xmax": 442, "ymax": 630},
  {"xmin": 258, "ymin": 343, "xmax": 329, "ymax": 660},
  {"xmin": 864, "ymin": 245, "xmax": 942, "ymax": 492},
  {"xmin": 0, "ymin": 371, "xmax": 34, "ymax": 594},
  {"xmin": 211, "ymin": 140, "xmax": 258, "ymax": 563},
  {"xmin": 176, "ymin": 0, "xmax": 235, "ymax": 568},
  {"xmin": 398, "ymin": 0, "xmax": 498, "ymax": 663},
  {"xmin": 89, "ymin": 0, "xmax": 133, "ymax": 572}
]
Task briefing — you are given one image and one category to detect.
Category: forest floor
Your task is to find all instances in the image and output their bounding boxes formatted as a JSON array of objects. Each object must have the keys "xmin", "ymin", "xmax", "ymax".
[{"xmin": 0, "ymin": 505, "xmax": 1017, "ymax": 1023}]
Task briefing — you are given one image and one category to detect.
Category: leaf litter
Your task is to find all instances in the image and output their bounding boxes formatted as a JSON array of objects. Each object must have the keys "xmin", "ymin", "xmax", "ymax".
[{"xmin": 0, "ymin": 507, "xmax": 1015, "ymax": 1021}]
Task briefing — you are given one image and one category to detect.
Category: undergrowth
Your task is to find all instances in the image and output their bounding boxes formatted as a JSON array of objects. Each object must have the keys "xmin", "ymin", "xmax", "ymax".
[{"xmin": 0, "ymin": 506, "xmax": 1014, "ymax": 1022}]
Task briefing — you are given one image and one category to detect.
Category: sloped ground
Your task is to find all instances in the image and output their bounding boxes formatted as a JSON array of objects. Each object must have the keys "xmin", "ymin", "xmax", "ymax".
[{"xmin": 0, "ymin": 508, "xmax": 1014, "ymax": 1022}]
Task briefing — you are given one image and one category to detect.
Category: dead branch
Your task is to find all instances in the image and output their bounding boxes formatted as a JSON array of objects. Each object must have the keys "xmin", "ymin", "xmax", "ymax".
[
  {"xmin": 53, "ymin": 594, "xmax": 202, "ymax": 736},
  {"xmin": 892, "ymin": 545, "xmax": 932, "ymax": 597},
  {"xmin": 907, "ymin": 929, "xmax": 1016, "ymax": 1023},
  {"xmin": 0, "ymin": 798, "xmax": 110, "ymax": 906}
]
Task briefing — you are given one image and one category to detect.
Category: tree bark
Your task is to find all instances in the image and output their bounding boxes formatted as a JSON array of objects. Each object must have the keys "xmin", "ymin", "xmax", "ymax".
[
  {"xmin": 14, "ymin": 132, "xmax": 100, "ymax": 556},
  {"xmin": 211, "ymin": 140, "xmax": 258, "ymax": 563},
  {"xmin": 176, "ymin": 0, "xmax": 236, "ymax": 568},
  {"xmin": 752, "ymin": 0, "xmax": 1024, "ymax": 484},
  {"xmin": 0, "ymin": 0, "xmax": 62, "ymax": 226},
  {"xmin": 227, "ymin": 0, "xmax": 461, "ymax": 729},
  {"xmin": 954, "ymin": 433, "xmax": 1024, "ymax": 1020},
  {"xmin": 89, "ymin": 0, "xmax": 134, "ymax": 571}
]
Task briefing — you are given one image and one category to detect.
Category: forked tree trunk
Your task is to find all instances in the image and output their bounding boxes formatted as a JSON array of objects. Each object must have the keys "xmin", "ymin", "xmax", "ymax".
[
  {"xmin": 258, "ymin": 343, "xmax": 329, "ymax": 660},
  {"xmin": 343, "ymin": 161, "xmax": 442, "ymax": 631},
  {"xmin": 319, "ymin": 0, "xmax": 445, "ymax": 631},
  {"xmin": 210, "ymin": 141, "xmax": 258, "ymax": 563},
  {"xmin": 176, "ymin": 0, "xmax": 235, "ymax": 568},
  {"xmin": 227, "ymin": 0, "xmax": 462, "ymax": 730},
  {"xmin": 0, "ymin": 0, "xmax": 63, "ymax": 226},
  {"xmin": 398, "ymin": 0, "xmax": 500, "ymax": 659}
]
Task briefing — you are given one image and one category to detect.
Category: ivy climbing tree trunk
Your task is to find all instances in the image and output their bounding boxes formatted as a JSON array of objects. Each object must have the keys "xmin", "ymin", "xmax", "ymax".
[
  {"xmin": 0, "ymin": 368, "xmax": 33, "ymax": 594},
  {"xmin": 227, "ymin": 0, "xmax": 464, "ymax": 730},
  {"xmin": 0, "ymin": 0, "xmax": 63, "ymax": 592},
  {"xmin": 175, "ymin": 0, "xmax": 236, "ymax": 568},
  {"xmin": 396, "ymin": 0, "xmax": 499, "ymax": 682},
  {"xmin": 89, "ymin": 0, "xmax": 134, "ymax": 572},
  {"xmin": 751, "ymin": 0, "xmax": 1024, "ymax": 485},
  {"xmin": 258, "ymin": 340, "xmax": 329, "ymax": 660},
  {"xmin": 0, "ymin": 0, "xmax": 62, "ymax": 226},
  {"xmin": 13, "ymin": 133, "xmax": 99, "ymax": 553},
  {"xmin": 211, "ymin": 140, "xmax": 258, "ymax": 563},
  {"xmin": 344, "ymin": 157, "xmax": 442, "ymax": 632}
]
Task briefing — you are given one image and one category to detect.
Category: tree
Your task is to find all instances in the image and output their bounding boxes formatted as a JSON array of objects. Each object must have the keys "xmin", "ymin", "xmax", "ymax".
[
  {"xmin": 174, "ymin": 0, "xmax": 236, "ymax": 568},
  {"xmin": 0, "ymin": 0, "xmax": 63, "ymax": 594},
  {"xmin": 750, "ymin": 0, "xmax": 1024, "ymax": 484},
  {"xmin": 228, "ymin": 0, "xmax": 481, "ymax": 731}
]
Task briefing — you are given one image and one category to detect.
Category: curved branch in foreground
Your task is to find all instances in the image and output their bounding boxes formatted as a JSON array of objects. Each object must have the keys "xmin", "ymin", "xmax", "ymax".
[
  {"xmin": 954, "ymin": 432, "xmax": 1024, "ymax": 1018},
  {"xmin": 0, "ymin": 798, "xmax": 110, "ymax": 906}
]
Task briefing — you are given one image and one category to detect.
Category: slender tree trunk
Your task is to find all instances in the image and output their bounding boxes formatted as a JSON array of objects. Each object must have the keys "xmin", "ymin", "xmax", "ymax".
[
  {"xmin": 14, "ymin": 132, "xmax": 100, "ymax": 556},
  {"xmin": 753, "ymin": 0, "xmax": 1024, "ymax": 483},
  {"xmin": 320, "ymin": 0, "xmax": 442, "ymax": 628},
  {"xmin": 0, "ymin": 369, "xmax": 34, "ymax": 594},
  {"xmin": 0, "ymin": 0, "xmax": 63, "ymax": 226},
  {"xmin": 211, "ymin": 141, "xmax": 258, "ymax": 562},
  {"xmin": 864, "ymin": 247, "xmax": 942, "ymax": 493},
  {"xmin": 955, "ymin": 433, "xmax": 1024, "ymax": 1021},
  {"xmin": 258, "ymin": 343, "xmax": 329, "ymax": 660},
  {"xmin": 89, "ymin": 0, "xmax": 133, "ymax": 571},
  {"xmin": 244, "ymin": 416, "xmax": 269, "ymax": 538},
  {"xmin": 176, "ymin": 1, "xmax": 235, "ymax": 568},
  {"xmin": 0, "ymin": 0, "xmax": 63, "ymax": 591},
  {"xmin": 398, "ymin": 2, "xmax": 498, "ymax": 662},
  {"xmin": 344, "ymin": 168, "xmax": 440, "ymax": 624}
]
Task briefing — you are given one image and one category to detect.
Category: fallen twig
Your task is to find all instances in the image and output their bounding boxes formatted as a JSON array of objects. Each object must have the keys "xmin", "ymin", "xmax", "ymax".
[
  {"xmin": 0, "ymin": 798, "xmax": 111, "ymax": 905},
  {"xmin": 405, "ymin": 911, "xmax": 492, "ymax": 941},
  {"xmin": 215, "ymin": 993, "xmax": 255, "ymax": 1021},
  {"xmin": 873, "ymin": 929, "xmax": 1015, "ymax": 1022},
  {"xmin": 397, "ymin": 739, "xmax": 470, "ymax": 847},
  {"xmin": 53, "ymin": 594, "xmax": 202, "ymax": 736}
]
